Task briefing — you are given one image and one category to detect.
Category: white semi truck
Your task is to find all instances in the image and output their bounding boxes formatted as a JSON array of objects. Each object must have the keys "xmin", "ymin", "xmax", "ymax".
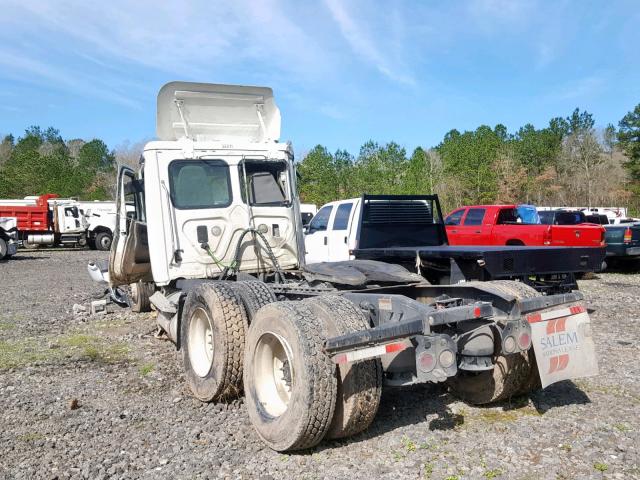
[
  {"xmin": 0, "ymin": 217, "xmax": 18, "ymax": 260},
  {"xmin": 89, "ymin": 82, "xmax": 599, "ymax": 452},
  {"xmin": 78, "ymin": 201, "xmax": 116, "ymax": 251}
]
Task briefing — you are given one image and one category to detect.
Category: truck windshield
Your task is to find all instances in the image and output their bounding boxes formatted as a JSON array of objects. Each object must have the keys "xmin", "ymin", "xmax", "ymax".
[{"xmin": 169, "ymin": 160, "xmax": 232, "ymax": 209}]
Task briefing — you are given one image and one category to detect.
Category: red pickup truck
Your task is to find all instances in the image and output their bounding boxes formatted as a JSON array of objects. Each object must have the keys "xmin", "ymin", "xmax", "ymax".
[{"xmin": 445, "ymin": 204, "xmax": 605, "ymax": 247}]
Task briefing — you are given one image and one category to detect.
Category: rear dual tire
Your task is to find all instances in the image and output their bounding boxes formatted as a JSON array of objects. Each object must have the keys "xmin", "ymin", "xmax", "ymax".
[
  {"xmin": 181, "ymin": 283, "xmax": 248, "ymax": 402},
  {"xmin": 306, "ymin": 295, "xmax": 382, "ymax": 439},
  {"xmin": 447, "ymin": 280, "xmax": 541, "ymax": 405},
  {"xmin": 243, "ymin": 301, "xmax": 337, "ymax": 451}
]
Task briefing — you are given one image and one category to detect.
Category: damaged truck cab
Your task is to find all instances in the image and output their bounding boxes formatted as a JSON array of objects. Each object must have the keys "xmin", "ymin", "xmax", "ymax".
[{"xmin": 95, "ymin": 82, "xmax": 599, "ymax": 453}]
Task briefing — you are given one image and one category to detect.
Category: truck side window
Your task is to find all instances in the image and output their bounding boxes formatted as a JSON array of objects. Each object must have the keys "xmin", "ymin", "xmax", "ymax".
[
  {"xmin": 445, "ymin": 209, "xmax": 464, "ymax": 226},
  {"xmin": 239, "ymin": 160, "xmax": 289, "ymax": 206},
  {"xmin": 497, "ymin": 208, "xmax": 519, "ymax": 224},
  {"xmin": 309, "ymin": 205, "xmax": 332, "ymax": 233},
  {"xmin": 169, "ymin": 160, "xmax": 232, "ymax": 209},
  {"xmin": 332, "ymin": 203, "xmax": 353, "ymax": 231},
  {"xmin": 538, "ymin": 211, "xmax": 554, "ymax": 225},
  {"xmin": 463, "ymin": 208, "xmax": 485, "ymax": 226}
]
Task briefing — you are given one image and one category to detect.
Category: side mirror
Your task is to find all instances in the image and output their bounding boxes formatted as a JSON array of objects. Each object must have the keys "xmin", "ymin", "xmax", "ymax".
[{"xmin": 303, "ymin": 225, "xmax": 310, "ymax": 234}]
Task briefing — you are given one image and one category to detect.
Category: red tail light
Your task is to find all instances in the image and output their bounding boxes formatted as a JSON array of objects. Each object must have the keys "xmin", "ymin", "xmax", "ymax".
[
  {"xmin": 624, "ymin": 227, "xmax": 632, "ymax": 244},
  {"xmin": 543, "ymin": 225, "xmax": 552, "ymax": 245}
]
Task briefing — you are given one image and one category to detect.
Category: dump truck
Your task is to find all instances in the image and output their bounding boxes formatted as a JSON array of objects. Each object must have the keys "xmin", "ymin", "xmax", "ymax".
[
  {"xmin": 0, "ymin": 194, "xmax": 88, "ymax": 248},
  {"xmin": 89, "ymin": 82, "xmax": 599, "ymax": 452}
]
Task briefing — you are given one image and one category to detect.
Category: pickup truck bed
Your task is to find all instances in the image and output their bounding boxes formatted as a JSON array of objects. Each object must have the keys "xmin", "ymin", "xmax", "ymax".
[{"xmin": 352, "ymin": 195, "xmax": 606, "ymax": 292}]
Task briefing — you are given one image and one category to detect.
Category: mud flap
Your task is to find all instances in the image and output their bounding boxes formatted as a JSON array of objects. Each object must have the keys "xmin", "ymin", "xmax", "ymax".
[{"xmin": 529, "ymin": 306, "xmax": 599, "ymax": 388}]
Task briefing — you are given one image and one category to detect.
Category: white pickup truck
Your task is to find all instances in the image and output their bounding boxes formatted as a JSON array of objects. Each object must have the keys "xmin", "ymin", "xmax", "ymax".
[{"xmin": 304, "ymin": 197, "xmax": 360, "ymax": 263}]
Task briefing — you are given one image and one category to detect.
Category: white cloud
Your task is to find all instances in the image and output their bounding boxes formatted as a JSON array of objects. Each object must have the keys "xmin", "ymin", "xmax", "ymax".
[
  {"xmin": 546, "ymin": 75, "xmax": 607, "ymax": 101},
  {"xmin": 0, "ymin": 49, "xmax": 141, "ymax": 108},
  {"xmin": 323, "ymin": 0, "xmax": 415, "ymax": 86},
  {"xmin": 0, "ymin": 0, "xmax": 334, "ymax": 107}
]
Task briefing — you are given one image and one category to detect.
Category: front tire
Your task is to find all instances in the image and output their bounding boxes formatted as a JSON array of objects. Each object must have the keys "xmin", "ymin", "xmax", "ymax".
[
  {"xmin": 181, "ymin": 283, "xmax": 247, "ymax": 402},
  {"xmin": 0, "ymin": 238, "xmax": 7, "ymax": 260},
  {"xmin": 94, "ymin": 231, "xmax": 112, "ymax": 251},
  {"xmin": 243, "ymin": 302, "xmax": 337, "ymax": 451}
]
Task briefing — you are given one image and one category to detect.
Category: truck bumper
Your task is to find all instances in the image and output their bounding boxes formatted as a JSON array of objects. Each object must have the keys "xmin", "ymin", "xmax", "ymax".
[{"xmin": 606, "ymin": 245, "xmax": 640, "ymax": 257}]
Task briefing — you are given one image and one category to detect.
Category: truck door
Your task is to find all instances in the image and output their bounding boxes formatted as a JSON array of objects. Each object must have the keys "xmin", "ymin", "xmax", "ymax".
[
  {"xmin": 327, "ymin": 201, "xmax": 355, "ymax": 261},
  {"xmin": 444, "ymin": 208, "xmax": 466, "ymax": 245},
  {"xmin": 57, "ymin": 205, "xmax": 84, "ymax": 234},
  {"xmin": 109, "ymin": 166, "xmax": 152, "ymax": 286},
  {"xmin": 304, "ymin": 204, "xmax": 333, "ymax": 263},
  {"xmin": 455, "ymin": 207, "xmax": 488, "ymax": 245}
]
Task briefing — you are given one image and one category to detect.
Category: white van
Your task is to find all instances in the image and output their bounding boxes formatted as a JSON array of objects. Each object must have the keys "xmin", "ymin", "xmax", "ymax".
[{"xmin": 304, "ymin": 197, "xmax": 361, "ymax": 263}]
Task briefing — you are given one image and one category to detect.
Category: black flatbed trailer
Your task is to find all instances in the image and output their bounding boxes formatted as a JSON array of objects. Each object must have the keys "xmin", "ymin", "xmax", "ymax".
[{"xmin": 352, "ymin": 194, "xmax": 606, "ymax": 293}]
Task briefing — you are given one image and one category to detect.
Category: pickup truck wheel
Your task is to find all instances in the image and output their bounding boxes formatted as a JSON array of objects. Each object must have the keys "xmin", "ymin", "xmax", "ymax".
[
  {"xmin": 243, "ymin": 302, "xmax": 337, "ymax": 451},
  {"xmin": 0, "ymin": 238, "xmax": 7, "ymax": 260},
  {"xmin": 94, "ymin": 231, "xmax": 112, "ymax": 251},
  {"xmin": 229, "ymin": 281, "xmax": 277, "ymax": 322},
  {"xmin": 307, "ymin": 295, "xmax": 382, "ymax": 439},
  {"xmin": 130, "ymin": 281, "xmax": 154, "ymax": 313},
  {"xmin": 181, "ymin": 283, "xmax": 247, "ymax": 402}
]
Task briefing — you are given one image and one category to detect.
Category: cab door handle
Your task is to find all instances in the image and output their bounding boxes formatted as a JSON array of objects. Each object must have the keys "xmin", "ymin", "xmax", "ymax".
[
  {"xmin": 451, "ymin": 229, "xmax": 458, "ymax": 234},
  {"xmin": 474, "ymin": 230, "xmax": 481, "ymax": 234},
  {"xmin": 324, "ymin": 237, "xmax": 327, "ymax": 245}
]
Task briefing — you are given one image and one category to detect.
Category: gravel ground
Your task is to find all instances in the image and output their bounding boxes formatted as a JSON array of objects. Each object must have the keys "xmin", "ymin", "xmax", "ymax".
[{"xmin": 0, "ymin": 250, "xmax": 639, "ymax": 480}]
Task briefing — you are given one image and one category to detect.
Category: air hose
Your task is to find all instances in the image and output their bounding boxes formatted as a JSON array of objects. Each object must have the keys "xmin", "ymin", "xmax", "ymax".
[{"xmin": 220, "ymin": 227, "xmax": 285, "ymax": 283}]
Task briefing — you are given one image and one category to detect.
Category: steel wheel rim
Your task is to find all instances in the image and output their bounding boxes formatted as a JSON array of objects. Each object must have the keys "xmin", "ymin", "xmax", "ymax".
[
  {"xmin": 100, "ymin": 236, "xmax": 111, "ymax": 249},
  {"xmin": 254, "ymin": 331, "xmax": 294, "ymax": 417},
  {"xmin": 188, "ymin": 307, "xmax": 214, "ymax": 377}
]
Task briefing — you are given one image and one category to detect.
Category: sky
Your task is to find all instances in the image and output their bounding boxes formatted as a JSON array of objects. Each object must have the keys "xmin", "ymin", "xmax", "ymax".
[{"xmin": 0, "ymin": 0, "xmax": 639, "ymax": 157}]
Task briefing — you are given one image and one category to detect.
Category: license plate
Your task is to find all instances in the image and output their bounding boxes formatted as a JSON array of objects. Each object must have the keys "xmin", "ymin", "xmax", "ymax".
[{"xmin": 528, "ymin": 304, "xmax": 599, "ymax": 388}]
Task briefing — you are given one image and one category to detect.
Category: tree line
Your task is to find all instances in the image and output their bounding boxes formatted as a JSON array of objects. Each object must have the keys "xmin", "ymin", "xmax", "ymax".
[
  {"xmin": 298, "ymin": 104, "xmax": 640, "ymax": 215},
  {"xmin": 0, "ymin": 127, "xmax": 116, "ymax": 200},
  {"xmin": 1, "ymin": 103, "xmax": 639, "ymax": 215}
]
